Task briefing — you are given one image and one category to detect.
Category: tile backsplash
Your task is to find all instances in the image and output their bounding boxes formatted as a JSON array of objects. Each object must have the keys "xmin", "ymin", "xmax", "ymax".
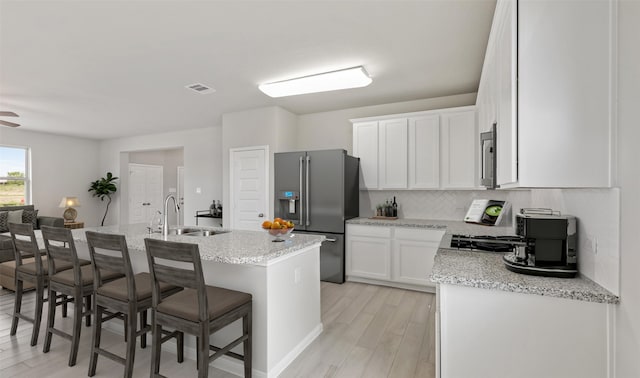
[
  {"xmin": 360, "ymin": 189, "xmax": 532, "ymax": 225},
  {"xmin": 530, "ymin": 188, "xmax": 620, "ymax": 295}
]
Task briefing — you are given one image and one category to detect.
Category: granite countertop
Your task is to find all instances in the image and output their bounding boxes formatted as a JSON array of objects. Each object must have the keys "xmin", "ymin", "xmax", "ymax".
[
  {"xmin": 347, "ymin": 217, "xmax": 447, "ymax": 229},
  {"xmin": 347, "ymin": 217, "xmax": 618, "ymax": 304},
  {"xmin": 70, "ymin": 224, "xmax": 325, "ymax": 265},
  {"xmin": 431, "ymin": 249, "xmax": 619, "ymax": 304}
]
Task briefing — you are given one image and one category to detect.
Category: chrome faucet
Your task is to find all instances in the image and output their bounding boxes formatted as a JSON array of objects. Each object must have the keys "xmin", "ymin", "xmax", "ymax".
[{"xmin": 162, "ymin": 194, "xmax": 180, "ymax": 237}]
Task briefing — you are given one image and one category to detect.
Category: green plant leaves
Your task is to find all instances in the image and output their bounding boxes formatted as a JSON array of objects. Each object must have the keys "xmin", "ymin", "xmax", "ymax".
[{"xmin": 88, "ymin": 172, "xmax": 119, "ymax": 226}]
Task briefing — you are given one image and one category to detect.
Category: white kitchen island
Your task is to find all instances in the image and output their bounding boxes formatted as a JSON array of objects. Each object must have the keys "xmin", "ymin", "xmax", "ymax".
[{"xmin": 70, "ymin": 224, "xmax": 324, "ymax": 378}]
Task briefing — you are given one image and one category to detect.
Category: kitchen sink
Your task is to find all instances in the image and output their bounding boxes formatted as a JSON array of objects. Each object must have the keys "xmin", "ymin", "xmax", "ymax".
[{"xmin": 169, "ymin": 227, "xmax": 229, "ymax": 237}]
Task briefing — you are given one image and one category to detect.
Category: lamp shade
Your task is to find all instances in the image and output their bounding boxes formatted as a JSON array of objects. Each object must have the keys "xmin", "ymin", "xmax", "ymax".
[{"xmin": 59, "ymin": 196, "xmax": 80, "ymax": 208}]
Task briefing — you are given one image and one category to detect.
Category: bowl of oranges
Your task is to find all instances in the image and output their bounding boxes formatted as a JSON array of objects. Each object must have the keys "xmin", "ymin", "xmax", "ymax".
[{"xmin": 262, "ymin": 218, "xmax": 295, "ymax": 242}]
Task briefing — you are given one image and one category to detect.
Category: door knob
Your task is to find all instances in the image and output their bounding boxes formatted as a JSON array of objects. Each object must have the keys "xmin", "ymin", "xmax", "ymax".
[{"xmin": 258, "ymin": 213, "xmax": 264, "ymax": 217}]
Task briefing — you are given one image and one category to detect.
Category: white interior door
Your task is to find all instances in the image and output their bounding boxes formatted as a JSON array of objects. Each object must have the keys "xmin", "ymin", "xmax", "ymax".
[
  {"xmin": 177, "ymin": 166, "xmax": 184, "ymax": 225},
  {"xmin": 230, "ymin": 146, "xmax": 268, "ymax": 231},
  {"xmin": 128, "ymin": 164, "xmax": 163, "ymax": 224}
]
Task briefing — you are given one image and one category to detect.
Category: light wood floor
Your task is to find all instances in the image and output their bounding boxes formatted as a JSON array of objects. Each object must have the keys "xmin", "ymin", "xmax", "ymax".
[{"xmin": 0, "ymin": 282, "xmax": 436, "ymax": 377}]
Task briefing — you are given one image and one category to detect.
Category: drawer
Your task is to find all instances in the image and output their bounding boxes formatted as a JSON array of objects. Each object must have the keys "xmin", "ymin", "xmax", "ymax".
[
  {"xmin": 346, "ymin": 224, "xmax": 392, "ymax": 238},
  {"xmin": 394, "ymin": 227, "xmax": 445, "ymax": 242}
]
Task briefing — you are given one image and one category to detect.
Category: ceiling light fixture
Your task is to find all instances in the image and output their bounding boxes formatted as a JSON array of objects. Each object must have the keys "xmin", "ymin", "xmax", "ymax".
[{"xmin": 258, "ymin": 66, "xmax": 372, "ymax": 98}]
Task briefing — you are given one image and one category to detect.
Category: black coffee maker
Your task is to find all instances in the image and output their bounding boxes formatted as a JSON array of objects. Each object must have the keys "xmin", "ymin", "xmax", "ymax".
[{"xmin": 503, "ymin": 208, "xmax": 577, "ymax": 278}]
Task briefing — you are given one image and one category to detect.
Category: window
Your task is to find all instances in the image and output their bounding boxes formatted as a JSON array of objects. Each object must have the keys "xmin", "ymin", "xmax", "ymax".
[{"xmin": 0, "ymin": 146, "xmax": 30, "ymax": 206}]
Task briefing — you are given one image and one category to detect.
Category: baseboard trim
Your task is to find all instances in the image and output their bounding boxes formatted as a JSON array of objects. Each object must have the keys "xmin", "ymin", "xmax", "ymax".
[{"xmin": 346, "ymin": 276, "xmax": 436, "ymax": 293}]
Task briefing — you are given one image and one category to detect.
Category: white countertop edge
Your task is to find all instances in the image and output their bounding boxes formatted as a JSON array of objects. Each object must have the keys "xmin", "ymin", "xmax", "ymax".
[{"xmin": 251, "ymin": 241, "xmax": 323, "ymax": 267}]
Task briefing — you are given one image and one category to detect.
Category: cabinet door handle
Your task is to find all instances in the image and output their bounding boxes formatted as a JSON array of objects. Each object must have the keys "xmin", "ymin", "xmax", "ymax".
[
  {"xmin": 324, "ymin": 238, "xmax": 337, "ymax": 242},
  {"xmin": 258, "ymin": 213, "xmax": 264, "ymax": 217},
  {"xmin": 299, "ymin": 156, "xmax": 304, "ymax": 225},
  {"xmin": 306, "ymin": 155, "xmax": 310, "ymax": 226}
]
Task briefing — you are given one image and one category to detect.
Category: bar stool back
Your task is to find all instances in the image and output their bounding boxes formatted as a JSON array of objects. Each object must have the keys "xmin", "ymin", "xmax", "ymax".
[
  {"xmin": 85, "ymin": 231, "xmax": 183, "ymax": 378},
  {"xmin": 41, "ymin": 226, "xmax": 123, "ymax": 366},
  {"xmin": 9, "ymin": 223, "xmax": 48, "ymax": 346},
  {"xmin": 144, "ymin": 238, "xmax": 253, "ymax": 378}
]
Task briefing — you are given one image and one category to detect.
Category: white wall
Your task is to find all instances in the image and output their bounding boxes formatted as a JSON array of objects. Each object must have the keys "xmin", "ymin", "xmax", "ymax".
[
  {"xmin": 0, "ymin": 128, "xmax": 101, "ymax": 226},
  {"xmin": 615, "ymin": 1, "xmax": 640, "ymax": 375},
  {"xmin": 530, "ymin": 189, "xmax": 620, "ymax": 295},
  {"xmin": 296, "ymin": 93, "xmax": 477, "ymax": 153},
  {"xmin": 221, "ymin": 106, "xmax": 298, "ymax": 228},
  {"xmin": 98, "ymin": 127, "xmax": 221, "ymax": 227}
]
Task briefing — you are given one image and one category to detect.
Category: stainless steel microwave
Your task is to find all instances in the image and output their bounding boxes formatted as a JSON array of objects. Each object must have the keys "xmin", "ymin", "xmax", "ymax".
[{"xmin": 480, "ymin": 123, "xmax": 497, "ymax": 189}]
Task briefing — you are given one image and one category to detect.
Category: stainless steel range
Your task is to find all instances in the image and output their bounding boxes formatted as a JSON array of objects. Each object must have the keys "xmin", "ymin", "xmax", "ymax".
[{"xmin": 449, "ymin": 234, "xmax": 525, "ymax": 252}]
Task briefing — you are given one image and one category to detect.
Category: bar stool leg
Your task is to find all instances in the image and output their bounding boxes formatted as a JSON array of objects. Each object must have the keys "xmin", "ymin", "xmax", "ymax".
[
  {"xmin": 43, "ymin": 288, "xmax": 56, "ymax": 353},
  {"xmin": 139, "ymin": 310, "xmax": 147, "ymax": 348},
  {"xmin": 31, "ymin": 278, "xmax": 46, "ymax": 346},
  {"xmin": 124, "ymin": 304, "xmax": 137, "ymax": 378},
  {"xmin": 68, "ymin": 289, "xmax": 83, "ymax": 366},
  {"xmin": 62, "ymin": 296, "xmax": 68, "ymax": 318},
  {"xmin": 197, "ymin": 329, "xmax": 209, "ymax": 378},
  {"xmin": 85, "ymin": 295, "xmax": 92, "ymax": 327},
  {"xmin": 10, "ymin": 279, "xmax": 23, "ymax": 336},
  {"xmin": 243, "ymin": 311, "xmax": 252, "ymax": 378},
  {"xmin": 151, "ymin": 321, "xmax": 162, "ymax": 376},
  {"xmin": 88, "ymin": 303, "xmax": 102, "ymax": 377},
  {"xmin": 177, "ymin": 331, "xmax": 184, "ymax": 363}
]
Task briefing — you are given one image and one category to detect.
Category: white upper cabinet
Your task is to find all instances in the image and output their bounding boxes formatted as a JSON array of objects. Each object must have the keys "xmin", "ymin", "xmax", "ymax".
[
  {"xmin": 352, "ymin": 121, "xmax": 379, "ymax": 189},
  {"xmin": 517, "ymin": 0, "xmax": 614, "ymax": 187},
  {"xmin": 477, "ymin": 0, "xmax": 615, "ymax": 188},
  {"xmin": 352, "ymin": 106, "xmax": 478, "ymax": 190},
  {"xmin": 440, "ymin": 110, "xmax": 478, "ymax": 189},
  {"xmin": 495, "ymin": 0, "xmax": 517, "ymax": 187},
  {"xmin": 408, "ymin": 115, "xmax": 440, "ymax": 189},
  {"xmin": 379, "ymin": 119, "xmax": 408, "ymax": 189}
]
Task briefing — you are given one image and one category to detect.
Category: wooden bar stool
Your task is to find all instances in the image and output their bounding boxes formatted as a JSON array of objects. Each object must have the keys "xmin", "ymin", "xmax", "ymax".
[
  {"xmin": 85, "ymin": 231, "xmax": 184, "ymax": 378},
  {"xmin": 144, "ymin": 238, "xmax": 253, "ymax": 378},
  {"xmin": 9, "ymin": 223, "xmax": 50, "ymax": 346},
  {"xmin": 40, "ymin": 226, "xmax": 123, "ymax": 366},
  {"xmin": 8, "ymin": 223, "xmax": 86, "ymax": 345}
]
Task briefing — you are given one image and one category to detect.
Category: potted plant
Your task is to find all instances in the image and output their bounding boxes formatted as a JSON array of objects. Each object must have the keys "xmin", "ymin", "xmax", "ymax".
[{"xmin": 88, "ymin": 172, "xmax": 118, "ymax": 226}]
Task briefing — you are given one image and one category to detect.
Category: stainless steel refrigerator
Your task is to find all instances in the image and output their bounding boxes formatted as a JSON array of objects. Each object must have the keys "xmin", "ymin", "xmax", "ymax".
[{"xmin": 274, "ymin": 149, "xmax": 359, "ymax": 283}]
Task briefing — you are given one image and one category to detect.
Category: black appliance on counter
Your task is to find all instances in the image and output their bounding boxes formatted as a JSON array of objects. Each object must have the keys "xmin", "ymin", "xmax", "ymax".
[
  {"xmin": 450, "ymin": 209, "xmax": 578, "ymax": 278},
  {"xmin": 505, "ymin": 209, "xmax": 577, "ymax": 278},
  {"xmin": 274, "ymin": 149, "xmax": 359, "ymax": 283}
]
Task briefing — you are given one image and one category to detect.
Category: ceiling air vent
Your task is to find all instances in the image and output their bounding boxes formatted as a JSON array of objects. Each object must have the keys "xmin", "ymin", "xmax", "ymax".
[{"xmin": 185, "ymin": 83, "xmax": 216, "ymax": 94}]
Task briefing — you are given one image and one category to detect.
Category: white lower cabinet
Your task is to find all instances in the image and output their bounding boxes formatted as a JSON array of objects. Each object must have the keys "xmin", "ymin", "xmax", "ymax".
[
  {"xmin": 346, "ymin": 224, "xmax": 444, "ymax": 291},
  {"xmin": 437, "ymin": 284, "xmax": 614, "ymax": 378}
]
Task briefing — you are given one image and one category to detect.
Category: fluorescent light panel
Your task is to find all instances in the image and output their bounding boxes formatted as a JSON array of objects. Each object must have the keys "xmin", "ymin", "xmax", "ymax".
[{"xmin": 259, "ymin": 66, "xmax": 372, "ymax": 98}]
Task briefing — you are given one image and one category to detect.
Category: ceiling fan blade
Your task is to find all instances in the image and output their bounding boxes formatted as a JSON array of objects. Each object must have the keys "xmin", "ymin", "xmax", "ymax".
[
  {"xmin": 0, "ymin": 111, "xmax": 19, "ymax": 117},
  {"xmin": 0, "ymin": 120, "xmax": 20, "ymax": 127}
]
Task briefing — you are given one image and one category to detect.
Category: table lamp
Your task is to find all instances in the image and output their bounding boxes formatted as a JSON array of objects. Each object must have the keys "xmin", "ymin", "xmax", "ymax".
[{"xmin": 59, "ymin": 196, "xmax": 80, "ymax": 223}]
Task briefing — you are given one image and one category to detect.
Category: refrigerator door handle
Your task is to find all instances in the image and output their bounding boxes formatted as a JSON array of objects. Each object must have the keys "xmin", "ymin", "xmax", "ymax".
[
  {"xmin": 306, "ymin": 155, "xmax": 310, "ymax": 226},
  {"xmin": 299, "ymin": 156, "xmax": 304, "ymax": 226}
]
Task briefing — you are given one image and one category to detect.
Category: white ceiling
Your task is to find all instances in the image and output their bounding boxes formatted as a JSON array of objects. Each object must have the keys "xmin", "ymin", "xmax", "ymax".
[{"xmin": 0, "ymin": 0, "xmax": 496, "ymax": 140}]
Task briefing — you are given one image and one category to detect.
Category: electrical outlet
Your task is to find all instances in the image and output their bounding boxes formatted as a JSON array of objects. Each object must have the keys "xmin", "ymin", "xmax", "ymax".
[{"xmin": 196, "ymin": 187, "xmax": 201, "ymax": 194}]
